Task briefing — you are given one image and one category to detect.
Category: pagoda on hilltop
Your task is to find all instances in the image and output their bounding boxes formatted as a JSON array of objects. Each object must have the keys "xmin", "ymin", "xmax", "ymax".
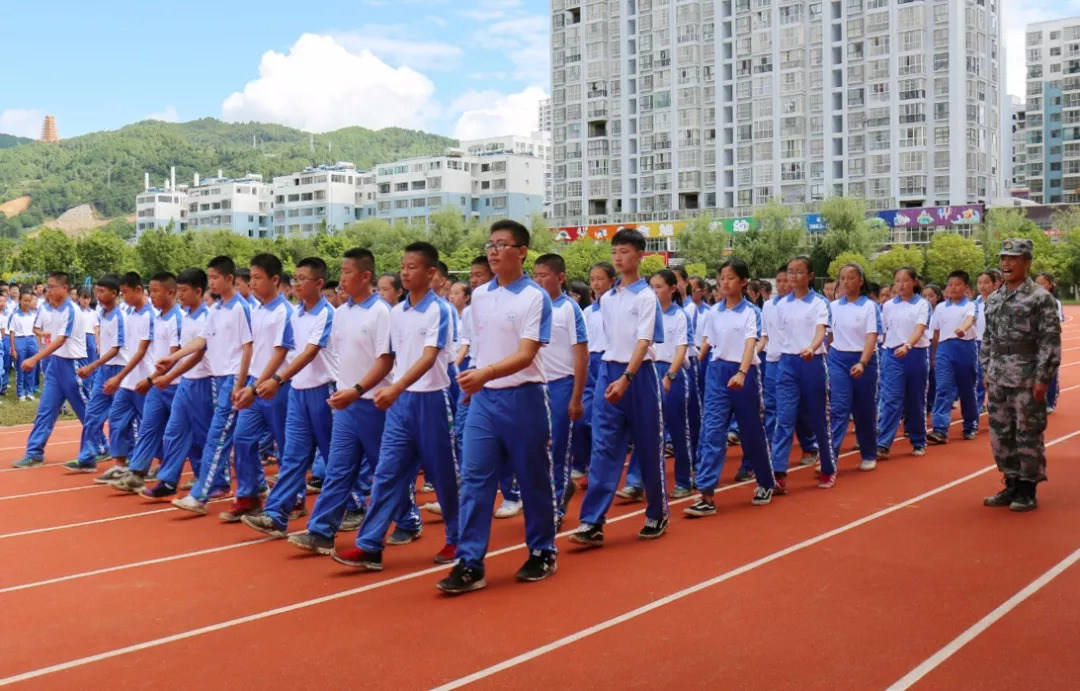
[{"xmin": 38, "ymin": 115, "xmax": 58, "ymax": 143}]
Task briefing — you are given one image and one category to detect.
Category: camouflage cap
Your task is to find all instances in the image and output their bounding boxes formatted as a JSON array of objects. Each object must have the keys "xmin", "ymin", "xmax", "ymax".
[{"xmin": 1000, "ymin": 238, "xmax": 1033, "ymax": 258}]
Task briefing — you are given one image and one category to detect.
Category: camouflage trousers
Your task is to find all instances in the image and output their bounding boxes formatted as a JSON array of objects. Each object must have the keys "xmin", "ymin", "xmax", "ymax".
[{"xmin": 986, "ymin": 384, "xmax": 1048, "ymax": 483}]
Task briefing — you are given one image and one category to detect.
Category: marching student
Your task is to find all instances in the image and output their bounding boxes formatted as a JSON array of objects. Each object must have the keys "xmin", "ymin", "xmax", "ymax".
[
  {"xmin": 974, "ymin": 270, "xmax": 997, "ymax": 412},
  {"xmin": 876, "ymin": 267, "xmax": 933, "ymax": 459},
  {"xmin": 771, "ymin": 256, "xmax": 836, "ymax": 493},
  {"xmin": 332, "ymin": 241, "xmax": 459, "ymax": 571},
  {"xmin": 141, "ymin": 269, "xmax": 219, "ymax": 499},
  {"xmin": 673, "ymin": 266, "xmax": 702, "ymax": 470},
  {"xmin": 434, "ymin": 221, "xmax": 555, "ymax": 594},
  {"xmin": 928, "ymin": 271, "xmax": 980, "ymax": 444},
  {"xmin": 1034, "ymin": 272, "xmax": 1065, "ymax": 413},
  {"xmin": 288, "ymin": 248, "xmax": 394, "ymax": 554},
  {"xmin": 686, "ymin": 258, "xmax": 775, "ymax": 516},
  {"xmin": 241, "ymin": 257, "xmax": 339, "ymax": 537},
  {"xmin": 13, "ymin": 273, "xmax": 89, "ymax": 468},
  {"xmin": 78, "ymin": 287, "xmax": 99, "ymax": 401},
  {"xmin": 570, "ymin": 228, "xmax": 668, "ymax": 548},
  {"xmin": 621, "ymin": 269, "xmax": 694, "ymax": 499},
  {"xmin": 90, "ymin": 272, "xmax": 155, "ymax": 483},
  {"xmin": 111, "ymin": 273, "xmax": 183, "ymax": 491},
  {"xmin": 163, "ymin": 256, "xmax": 254, "ymax": 514},
  {"xmin": 827, "ymin": 263, "xmax": 881, "ymax": 472},
  {"xmin": 922, "ymin": 284, "xmax": 944, "ymax": 411},
  {"xmin": 63, "ymin": 275, "xmax": 125, "ymax": 473},
  {"xmin": 217, "ymin": 253, "xmax": 294, "ymax": 522},
  {"xmin": 532, "ymin": 253, "xmax": 588, "ymax": 521},
  {"xmin": 575, "ymin": 262, "xmax": 615, "ymax": 481},
  {"xmin": 236, "ymin": 268, "xmax": 256, "ymax": 307},
  {"xmin": 377, "ymin": 273, "xmax": 403, "ymax": 306},
  {"xmin": 9, "ymin": 291, "xmax": 39, "ymax": 401}
]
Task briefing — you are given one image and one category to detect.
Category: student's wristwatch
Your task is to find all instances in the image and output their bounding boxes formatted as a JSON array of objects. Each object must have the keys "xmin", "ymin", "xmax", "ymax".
[
  {"xmin": 665, "ymin": 371, "xmax": 678, "ymax": 382},
  {"xmin": 621, "ymin": 370, "xmax": 635, "ymax": 382},
  {"xmin": 353, "ymin": 383, "xmax": 365, "ymax": 396},
  {"xmin": 272, "ymin": 374, "xmax": 284, "ymax": 385}
]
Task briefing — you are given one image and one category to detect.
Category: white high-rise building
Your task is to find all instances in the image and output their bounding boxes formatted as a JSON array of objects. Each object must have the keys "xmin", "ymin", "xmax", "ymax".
[
  {"xmin": 1021, "ymin": 17, "xmax": 1080, "ymax": 204},
  {"xmin": 539, "ymin": 98, "xmax": 553, "ymax": 133},
  {"xmin": 186, "ymin": 172, "xmax": 273, "ymax": 238},
  {"xmin": 272, "ymin": 163, "xmax": 361, "ymax": 236},
  {"xmin": 135, "ymin": 187, "xmax": 188, "ymax": 237},
  {"xmin": 1006, "ymin": 95, "xmax": 1027, "ymax": 193},
  {"xmin": 550, "ymin": 0, "xmax": 1002, "ymax": 224}
]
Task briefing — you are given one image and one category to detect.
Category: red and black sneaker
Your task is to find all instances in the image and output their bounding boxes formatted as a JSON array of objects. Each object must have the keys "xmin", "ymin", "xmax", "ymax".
[
  {"xmin": 219, "ymin": 496, "xmax": 262, "ymax": 523},
  {"xmin": 433, "ymin": 543, "xmax": 457, "ymax": 564},
  {"xmin": 332, "ymin": 547, "xmax": 383, "ymax": 571},
  {"xmin": 773, "ymin": 472, "xmax": 789, "ymax": 495}
]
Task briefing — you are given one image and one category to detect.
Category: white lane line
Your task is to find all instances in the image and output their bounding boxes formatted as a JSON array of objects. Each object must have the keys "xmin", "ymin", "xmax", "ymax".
[
  {"xmin": 0, "ymin": 440, "xmax": 76, "ymax": 453},
  {"xmin": 0, "ymin": 420, "xmax": 80, "ymax": 435},
  {"xmin": 0, "ymin": 470, "xmax": 195, "ymax": 501},
  {"xmin": 0, "ymin": 497, "xmax": 232, "ymax": 540},
  {"xmin": 4, "ymin": 427, "xmax": 1079, "ymax": 688},
  {"xmin": 886, "ymin": 547, "xmax": 1080, "ymax": 690},
  {"xmin": 429, "ymin": 427, "xmax": 1080, "ymax": 691}
]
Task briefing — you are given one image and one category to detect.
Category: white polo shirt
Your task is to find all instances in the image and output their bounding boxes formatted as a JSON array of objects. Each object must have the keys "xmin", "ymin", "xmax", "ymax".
[
  {"xmin": 600, "ymin": 277, "xmax": 664, "ymax": 364},
  {"xmin": 654, "ymin": 303, "xmax": 690, "ymax": 366},
  {"xmin": 180, "ymin": 304, "xmax": 212, "ymax": 380},
  {"xmin": 693, "ymin": 303, "xmax": 710, "ymax": 350},
  {"xmin": 7, "ymin": 309, "xmax": 37, "ymax": 338},
  {"xmin": 148, "ymin": 304, "xmax": 183, "ymax": 384},
  {"xmin": 81, "ymin": 307, "xmax": 98, "ymax": 336},
  {"xmin": 47, "ymin": 300, "xmax": 87, "ymax": 360},
  {"xmin": 204, "ymin": 293, "xmax": 254, "ymax": 377},
  {"xmin": 830, "ymin": 295, "xmax": 879, "ymax": 353},
  {"xmin": 98, "ymin": 304, "xmax": 128, "ymax": 366},
  {"xmin": 585, "ymin": 301, "xmax": 606, "ymax": 353},
  {"xmin": 760, "ymin": 297, "xmax": 784, "ymax": 362},
  {"xmin": 391, "ymin": 289, "xmax": 452, "ymax": 393},
  {"xmin": 538, "ymin": 293, "xmax": 587, "ymax": 381},
  {"xmin": 250, "ymin": 294, "xmax": 295, "ymax": 379},
  {"xmin": 881, "ymin": 294, "xmax": 933, "ymax": 349},
  {"xmin": 290, "ymin": 296, "xmax": 338, "ymax": 390},
  {"xmin": 121, "ymin": 302, "xmax": 156, "ymax": 390},
  {"xmin": 703, "ymin": 297, "xmax": 762, "ymax": 367},
  {"xmin": 776, "ymin": 289, "xmax": 831, "ymax": 356},
  {"xmin": 467, "ymin": 275, "xmax": 551, "ymax": 389},
  {"xmin": 931, "ymin": 298, "xmax": 977, "ymax": 343},
  {"xmin": 333, "ymin": 293, "xmax": 393, "ymax": 399},
  {"xmin": 459, "ymin": 305, "xmax": 473, "ymax": 347},
  {"xmin": 974, "ymin": 296, "xmax": 987, "ymax": 340}
]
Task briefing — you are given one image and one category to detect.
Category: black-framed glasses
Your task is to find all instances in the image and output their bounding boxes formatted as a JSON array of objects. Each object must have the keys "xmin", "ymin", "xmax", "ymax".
[{"xmin": 484, "ymin": 242, "xmax": 524, "ymax": 253}]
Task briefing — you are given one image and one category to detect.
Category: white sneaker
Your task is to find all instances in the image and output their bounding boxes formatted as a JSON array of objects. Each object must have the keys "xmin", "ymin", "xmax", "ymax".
[
  {"xmin": 172, "ymin": 495, "xmax": 208, "ymax": 515},
  {"xmin": 570, "ymin": 469, "xmax": 586, "ymax": 480},
  {"xmin": 93, "ymin": 465, "xmax": 128, "ymax": 484},
  {"xmin": 420, "ymin": 501, "xmax": 443, "ymax": 516},
  {"xmin": 494, "ymin": 499, "xmax": 523, "ymax": 519},
  {"xmin": 858, "ymin": 459, "xmax": 877, "ymax": 472}
]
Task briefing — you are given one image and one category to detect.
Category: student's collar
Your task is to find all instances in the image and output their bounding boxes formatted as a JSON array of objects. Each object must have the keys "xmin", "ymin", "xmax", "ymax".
[
  {"xmin": 771, "ymin": 294, "xmax": 782, "ymax": 305},
  {"xmin": 131, "ymin": 301, "xmax": 152, "ymax": 315},
  {"xmin": 188, "ymin": 303, "xmax": 209, "ymax": 320},
  {"xmin": 786, "ymin": 288, "xmax": 817, "ymax": 304},
  {"xmin": 662, "ymin": 302, "xmax": 681, "ymax": 315},
  {"xmin": 716, "ymin": 298, "xmax": 748, "ymax": 313},
  {"xmin": 947, "ymin": 297, "xmax": 969, "ymax": 306},
  {"xmin": 297, "ymin": 296, "xmax": 330, "ymax": 316},
  {"xmin": 219, "ymin": 293, "xmax": 243, "ymax": 310},
  {"xmin": 101, "ymin": 304, "xmax": 121, "ymax": 320},
  {"xmin": 893, "ymin": 293, "xmax": 920, "ymax": 305},
  {"xmin": 613, "ymin": 277, "xmax": 647, "ymax": 294},
  {"xmin": 487, "ymin": 274, "xmax": 530, "ymax": 294},
  {"xmin": 259, "ymin": 294, "xmax": 287, "ymax": 311},
  {"xmin": 158, "ymin": 304, "xmax": 181, "ymax": 319},
  {"xmin": 346, "ymin": 292, "xmax": 379, "ymax": 309},
  {"xmin": 553, "ymin": 292, "xmax": 571, "ymax": 307},
  {"xmin": 838, "ymin": 295, "xmax": 868, "ymax": 306},
  {"xmin": 403, "ymin": 289, "xmax": 438, "ymax": 313},
  {"xmin": 590, "ymin": 301, "xmax": 602, "ymax": 312}
]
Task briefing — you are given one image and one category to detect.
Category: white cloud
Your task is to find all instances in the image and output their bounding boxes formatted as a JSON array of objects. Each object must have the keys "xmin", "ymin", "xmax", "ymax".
[
  {"xmin": 333, "ymin": 25, "xmax": 462, "ymax": 71},
  {"xmin": 476, "ymin": 15, "xmax": 550, "ymax": 83},
  {"xmin": 0, "ymin": 109, "xmax": 44, "ymax": 139},
  {"xmin": 1001, "ymin": 1, "xmax": 1080, "ymax": 98},
  {"xmin": 457, "ymin": 0, "xmax": 522, "ymax": 20},
  {"xmin": 453, "ymin": 86, "xmax": 548, "ymax": 139},
  {"xmin": 147, "ymin": 105, "xmax": 179, "ymax": 122},
  {"xmin": 426, "ymin": 15, "xmax": 448, "ymax": 26},
  {"xmin": 222, "ymin": 33, "xmax": 438, "ymax": 132}
]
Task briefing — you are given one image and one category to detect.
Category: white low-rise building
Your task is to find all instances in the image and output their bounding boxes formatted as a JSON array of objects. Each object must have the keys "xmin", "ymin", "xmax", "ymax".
[
  {"xmin": 272, "ymin": 162, "xmax": 360, "ymax": 236},
  {"xmin": 186, "ymin": 171, "xmax": 273, "ymax": 238},
  {"xmin": 135, "ymin": 169, "xmax": 188, "ymax": 237}
]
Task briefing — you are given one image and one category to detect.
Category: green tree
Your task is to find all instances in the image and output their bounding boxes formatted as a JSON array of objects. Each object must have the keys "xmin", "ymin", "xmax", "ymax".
[
  {"xmin": 816, "ymin": 196, "xmax": 886, "ymax": 265},
  {"xmin": 17, "ymin": 228, "xmax": 77, "ymax": 276},
  {"xmin": 924, "ymin": 233, "xmax": 985, "ymax": 285},
  {"xmin": 726, "ymin": 201, "xmax": 806, "ymax": 277},
  {"xmin": 827, "ymin": 251, "xmax": 871, "ymax": 284},
  {"xmin": 104, "ymin": 218, "xmax": 136, "ymax": 241},
  {"xmin": 77, "ymin": 229, "xmax": 133, "ymax": 280},
  {"xmin": 313, "ymin": 232, "xmax": 349, "ymax": 278},
  {"xmin": 870, "ymin": 245, "xmax": 925, "ymax": 285},
  {"xmin": 527, "ymin": 213, "xmax": 555, "ymax": 254},
  {"xmin": 135, "ymin": 227, "xmax": 192, "ymax": 277},
  {"xmin": 681, "ymin": 262, "xmax": 708, "ymax": 279},
  {"xmin": 640, "ymin": 255, "xmax": 667, "ymax": 276},
  {"xmin": 0, "ymin": 237, "xmax": 16, "ymax": 276},
  {"xmin": 559, "ymin": 239, "xmax": 611, "ymax": 281}
]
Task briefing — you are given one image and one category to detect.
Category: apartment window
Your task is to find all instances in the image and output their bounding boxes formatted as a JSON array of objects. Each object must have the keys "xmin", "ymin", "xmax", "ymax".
[
  {"xmin": 899, "ymin": 55, "xmax": 923, "ymax": 76},
  {"xmin": 934, "ymin": 102, "xmax": 949, "ymax": 121},
  {"xmin": 870, "ymin": 154, "xmax": 890, "ymax": 175},
  {"xmin": 899, "ymin": 152, "xmax": 925, "ymax": 173},
  {"xmin": 899, "ymin": 126, "xmax": 926, "ymax": 148},
  {"xmin": 867, "ymin": 36, "xmax": 889, "ymax": 57},
  {"xmin": 934, "ymin": 3, "xmax": 948, "ymax": 24}
]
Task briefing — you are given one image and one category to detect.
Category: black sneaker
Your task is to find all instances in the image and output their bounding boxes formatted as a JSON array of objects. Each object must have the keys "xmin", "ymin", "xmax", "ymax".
[
  {"xmin": 287, "ymin": 532, "xmax": 335, "ymax": 555},
  {"xmin": 141, "ymin": 482, "xmax": 177, "ymax": 499},
  {"xmin": 516, "ymin": 550, "xmax": 557, "ymax": 582},
  {"xmin": 683, "ymin": 499, "xmax": 716, "ymax": 517},
  {"xmin": 1009, "ymin": 481, "xmax": 1038, "ymax": 512},
  {"xmin": 638, "ymin": 516, "xmax": 669, "ymax": 539},
  {"xmin": 437, "ymin": 562, "xmax": 487, "ymax": 594},
  {"xmin": 568, "ymin": 523, "xmax": 604, "ymax": 547},
  {"xmin": 386, "ymin": 526, "xmax": 422, "ymax": 545},
  {"xmin": 338, "ymin": 509, "xmax": 365, "ymax": 532},
  {"xmin": 733, "ymin": 468, "xmax": 755, "ymax": 482},
  {"xmin": 751, "ymin": 486, "xmax": 774, "ymax": 505},
  {"xmin": 927, "ymin": 431, "xmax": 948, "ymax": 445},
  {"xmin": 984, "ymin": 476, "xmax": 1018, "ymax": 507},
  {"xmin": 305, "ymin": 476, "xmax": 324, "ymax": 493}
]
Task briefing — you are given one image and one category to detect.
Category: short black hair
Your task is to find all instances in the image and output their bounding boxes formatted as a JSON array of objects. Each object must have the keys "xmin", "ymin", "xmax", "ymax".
[
  {"xmin": 77, "ymin": 286, "xmax": 92, "ymax": 300},
  {"xmin": 96, "ymin": 273, "xmax": 120, "ymax": 293},
  {"xmin": 281, "ymin": 271, "xmax": 292, "ymax": 284},
  {"xmin": 322, "ymin": 280, "xmax": 339, "ymax": 291},
  {"xmin": 249, "ymin": 253, "xmax": 283, "ymax": 280},
  {"xmin": 490, "ymin": 219, "xmax": 530, "ymax": 248},
  {"xmin": 471, "ymin": 255, "xmax": 490, "ymax": 269},
  {"xmin": 452, "ymin": 280, "xmax": 472, "ymax": 299},
  {"xmin": 672, "ymin": 266, "xmax": 689, "ymax": 281},
  {"xmin": 344, "ymin": 248, "xmax": 376, "ymax": 277},
  {"xmin": 207, "ymin": 255, "xmax": 236, "ymax": 277},
  {"xmin": 403, "ymin": 241, "xmax": 439, "ymax": 270},
  {"xmin": 48, "ymin": 272, "xmax": 71, "ymax": 288},
  {"xmin": 534, "ymin": 253, "xmax": 566, "ymax": 274},
  {"xmin": 119, "ymin": 272, "xmax": 143, "ymax": 290},
  {"xmin": 150, "ymin": 271, "xmax": 176, "ymax": 287},
  {"xmin": 235, "ymin": 268, "xmax": 251, "ymax": 282},
  {"xmin": 436, "ymin": 261, "xmax": 450, "ymax": 279},
  {"xmin": 946, "ymin": 270, "xmax": 971, "ymax": 286},
  {"xmin": 297, "ymin": 256, "xmax": 328, "ymax": 282},
  {"xmin": 176, "ymin": 268, "xmax": 208, "ymax": 293},
  {"xmin": 611, "ymin": 228, "xmax": 646, "ymax": 251},
  {"xmin": 378, "ymin": 273, "xmax": 402, "ymax": 293}
]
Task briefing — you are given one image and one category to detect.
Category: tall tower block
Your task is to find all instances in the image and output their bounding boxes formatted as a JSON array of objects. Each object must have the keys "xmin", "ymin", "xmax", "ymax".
[{"xmin": 39, "ymin": 115, "xmax": 58, "ymax": 143}]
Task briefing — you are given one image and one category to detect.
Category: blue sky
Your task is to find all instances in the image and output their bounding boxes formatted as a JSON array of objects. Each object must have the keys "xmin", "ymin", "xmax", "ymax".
[{"xmin": 0, "ymin": 0, "xmax": 549, "ymax": 140}]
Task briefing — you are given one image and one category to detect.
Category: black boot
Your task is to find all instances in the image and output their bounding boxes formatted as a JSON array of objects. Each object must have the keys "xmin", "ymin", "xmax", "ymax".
[
  {"xmin": 1009, "ymin": 480, "xmax": 1038, "ymax": 512},
  {"xmin": 983, "ymin": 476, "xmax": 1018, "ymax": 507}
]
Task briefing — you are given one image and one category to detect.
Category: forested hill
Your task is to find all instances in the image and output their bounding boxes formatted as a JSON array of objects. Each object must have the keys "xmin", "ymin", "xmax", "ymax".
[
  {"xmin": 0, "ymin": 133, "xmax": 32, "ymax": 149},
  {"xmin": 0, "ymin": 118, "xmax": 458, "ymax": 219}
]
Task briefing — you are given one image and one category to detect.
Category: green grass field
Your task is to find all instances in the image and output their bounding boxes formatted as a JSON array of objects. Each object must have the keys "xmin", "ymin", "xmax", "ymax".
[{"xmin": 0, "ymin": 375, "xmax": 77, "ymax": 427}]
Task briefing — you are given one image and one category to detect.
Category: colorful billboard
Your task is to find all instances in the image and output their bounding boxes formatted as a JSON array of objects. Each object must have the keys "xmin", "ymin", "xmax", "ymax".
[
  {"xmin": 553, "ymin": 220, "xmax": 688, "ymax": 242},
  {"xmin": 874, "ymin": 205, "xmax": 983, "ymax": 228},
  {"xmin": 805, "ymin": 214, "xmax": 827, "ymax": 233}
]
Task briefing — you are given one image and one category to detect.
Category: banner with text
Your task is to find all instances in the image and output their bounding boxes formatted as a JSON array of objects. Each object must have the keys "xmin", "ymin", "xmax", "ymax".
[{"xmin": 874, "ymin": 204, "xmax": 984, "ymax": 228}]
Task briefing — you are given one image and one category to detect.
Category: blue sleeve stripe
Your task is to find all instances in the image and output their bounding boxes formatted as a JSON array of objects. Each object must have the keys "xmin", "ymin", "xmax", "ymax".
[
  {"xmin": 317, "ymin": 309, "xmax": 333, "ymax": 348},
  {"xmin": 116, "ymin": 311, "xmax": 126, "ymax": 348},
  {"xmin": 281, "ymin": 305, "xmax": 296, "ymax": 350},
  {"xmin": 174, "ymin": 311, "xmax": 183, "ymax": 342},
  {"xmin": 147, "ymin": 313, "xmax": 155, "ymax": 341},
  {"xmin": 652, "ymin": 299, "xmax": 665, "ymax": 343},
  {"xmin": 240, "ymin": 300, "xmax": 253, "ymax": 332},
  {"xmin": 754, "ymin": 305, "xmax": 763, "ymax": 339},
  {"xmin": 572, "ymin": 302, "xmax": 587, "ymax": 344},
  {"xmin": 62, "ymin": 304, "xmax": 76, "ymax": 337},
  {"xmin": 538, "ymin": 290, "xmax": 553, "ymax": 344},
  {"xmin": 435, "ymin": 301, "xmax": 449, "ymax": 350}
]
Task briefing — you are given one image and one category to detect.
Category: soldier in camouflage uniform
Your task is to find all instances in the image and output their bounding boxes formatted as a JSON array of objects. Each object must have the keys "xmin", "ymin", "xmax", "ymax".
[{"xmin": 980, "ymin": 239, "xmax": 1062, "ymax": 512}]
